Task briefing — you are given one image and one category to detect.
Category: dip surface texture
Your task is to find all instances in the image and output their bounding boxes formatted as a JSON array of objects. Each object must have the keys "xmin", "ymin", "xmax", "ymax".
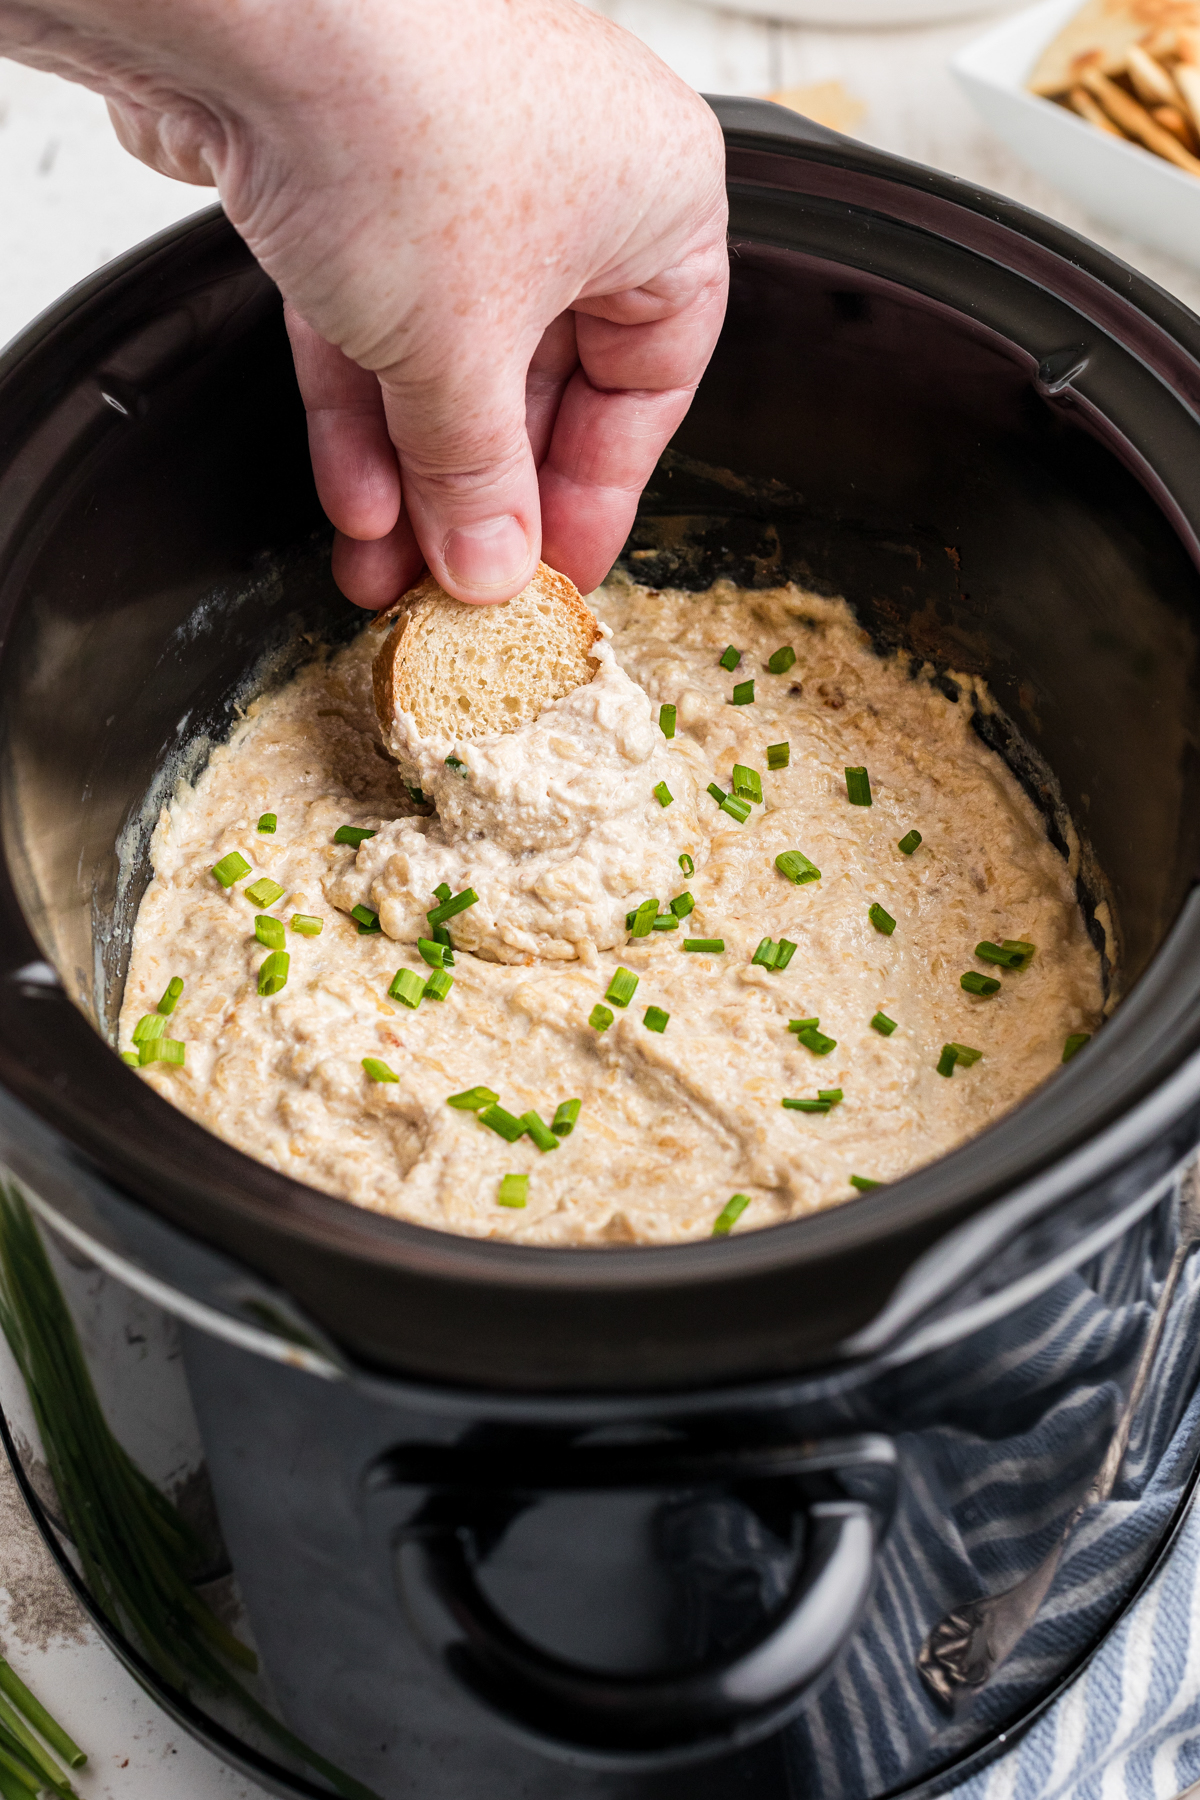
[{"xmin": 121, "ymin": 578, "xmax": 1104, "ymax": 1244}]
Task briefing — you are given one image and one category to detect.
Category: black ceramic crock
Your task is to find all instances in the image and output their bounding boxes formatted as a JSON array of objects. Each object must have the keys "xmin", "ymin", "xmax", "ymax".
[{"xmin": 2, "ymin": 98, "xmax": 1200, "ymax": 1800}]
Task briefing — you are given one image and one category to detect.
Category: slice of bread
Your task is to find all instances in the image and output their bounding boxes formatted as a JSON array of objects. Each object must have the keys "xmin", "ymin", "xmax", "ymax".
[{"xmin": 373, "ymin": 562, "xmax": 601, "ymax": 745}]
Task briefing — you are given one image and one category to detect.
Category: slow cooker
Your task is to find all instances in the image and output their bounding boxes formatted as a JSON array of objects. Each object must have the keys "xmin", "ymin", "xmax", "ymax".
[{"xmin": 2, "ymin": 97, "xmax": 1200, "ymax": 1800}]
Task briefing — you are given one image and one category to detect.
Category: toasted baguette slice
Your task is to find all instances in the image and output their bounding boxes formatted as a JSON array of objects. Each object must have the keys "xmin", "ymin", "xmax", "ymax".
[{"xmin": 373, "ymin": 562, "xmax": 601, "ymax": 746}]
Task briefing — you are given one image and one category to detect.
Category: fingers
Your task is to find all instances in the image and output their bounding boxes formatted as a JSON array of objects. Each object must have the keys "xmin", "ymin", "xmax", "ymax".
[
  {"xmin": 331, "ymin": 514, "xmax": 425, "ymax": 611},
  {"xmin": 526, "ymin": 313, "xmax": 579, "ymax": 468},
  {"xmin": 284, "ymin": 307, "xmax": 402, "ymax": 543}
]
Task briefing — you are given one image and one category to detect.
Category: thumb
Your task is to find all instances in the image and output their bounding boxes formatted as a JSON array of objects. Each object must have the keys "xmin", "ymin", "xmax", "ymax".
[{"xmin": 379, "ymin": 361, "xmax": 542, "ymax": 605}]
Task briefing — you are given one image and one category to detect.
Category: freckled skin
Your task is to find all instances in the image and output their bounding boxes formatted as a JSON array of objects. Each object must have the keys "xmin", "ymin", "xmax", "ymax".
[{"xmin": 0, "ymin": 0, "xmax": 729, "ymax": 607}]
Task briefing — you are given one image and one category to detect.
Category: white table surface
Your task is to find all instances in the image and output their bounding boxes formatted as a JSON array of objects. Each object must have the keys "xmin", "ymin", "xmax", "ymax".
[{"xmin": 4, "ymin": 5, "xmax": 1200, "ymax": 1796}]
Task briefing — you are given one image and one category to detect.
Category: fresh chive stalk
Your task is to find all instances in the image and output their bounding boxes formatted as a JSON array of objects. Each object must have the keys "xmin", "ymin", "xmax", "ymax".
[
  {"xmin": 767, "ymin": 742, "xmax": 790, "ymax": 770},
  {"xmin": 679, "ymin": 853, "xmax": 694, "ymax": 877},
  {"xmin": 156, "ymin": 977, "xmax": 184, "ymax": 1016},
  {"xmin": 254, "ymin": 915, "xmax": 285, "ymax": 951},
  {"xmin": 1063, "ymin": 1032, "xmax": 1091, "ymax": 1063},
  {"xmin": 776, "ymin": 850, "xmax": 821, "ymax": 885},
  {"xmin": 731, "ymin": 680, "xmax": 755, "ymax": 706},
  {"xmin": 333, "ymin": 825, "xmax": 376, "ymax": 846},
  {"xmin": 952, "ymin": 1042, "xmax": 983, "ymax": 1065},
  {"xmin": 417, "ymin": 938, "xmax": 448, "ymax": 968},
  {"xmin": 819, "ymin": 1088, "xmax": 844, "ymax": 1105},
  {"xmin": 120, "ymin": 1051, "xmax": 140, "ymax": 1068},
  {"xmin": 650, "ymin": 915, "xmax": 679, "ymax": 931},
  {"xmin": 552, "ymin": 1099, "xmax": 581, "ymax": 1137},
  {"xmin": 898, "ymin": 830, "xmax": 922, "ymax": 855},
  {"xmin": 659, "ymin": 705, "xmax": 677, "ymax": 739},
  {"xmin": 731, "ymin": 765, "xmax": 763, "ymax": 803},
  {"xmin": 712, "ymin": 1193, "xmax": 750, "ymax": 1236},
  {"xmin": 351, "ymin": 905, "xmax": 381, "ymax": 934},
  {"xmin": 132, "ymin": 1013, "xmax": 166, "ymax": 1044},
  {"xmin": 797, "ymin": 1025, "xmax": 837, "ymax": 1055},
  {"xmin": 0, "ymin": 1736, "xmax": 43, "ymax": 1797},
  {"xmin": 290, "ymin": 914, "xmax": 323, "ymax": 937},
  {"xmin": 850, "ymin": 1175, "xmax": 881, "ymax": 1192},
  {"xmin": 0, "ymin": 1692, "xmax": 69, "ymax": 1794},
  {"xmin": 775, "ymin": 939, "xmax": 797, "ymax": 971},
  {"xmin": 434, "ymin": 883, "xmax": 452, "ymax": 904},
  {"xmin": 447, "ymin": 1087, "xmax": 499, "ymax": 1110},
  {"xmin": 245, "ymin": 878, "xmax": 284, "ymax": 908},
  {"xmin": 937, "ymin": 1041, "xmax": 983, "ymax": 1076},
  {"xmin": 424, "ymin": 968, "xmax": 454, "ymax": 1000},
  {"xmin": 768, "ymin": 646, "xmax": 796, "ymax": 675},
  {"xmin": 752, "ymin": 938, "xmax": 780, "ymax": 970},
  {"xmin": 643, "ymin": 1006, "xmax": 670, "ymax": 1034},
  {"xmin": 257, "ymin": 813, "xmax": 277, "ymax": 834},
  {"xmin": 707, "ymin": 782, "xmax": 726, "ymax": 807},
  {"xmin": 670, "ymin": 891, "xmax": 695, "ymax": 918},
  {"xmin": 868, "ymin": 903, "xmax": 896, "ymax": 936},
  {"xmin": 845, "ymin": 766, "xmax": 872, "ymax": 807},
  {"xmin": 606, "ymin": 968, "xmax": 639, "ymax": 1007},
  {"xmin": 432, "ymin": 925, "xmax": 455, "ymax": 963},
  {"xmin": 388, "ymin": 968, "xmax": 426, "ymax": 1009},
  {"xmin": 211, "ymin": 851, "xmax": 250, "ymax": 888},
  {"xmin": 521, "ymin": 1112, "xmax": 559, "ymax": 1152},
  {"xmin": 788, "ymin": 1017, "xmax": 819, "ymax": 1033},
  {"xmin": 257, "ymin": 952, "xmax": 289, "ymax": 997},
  {"xmin": 497, "ymin": 1174, "xmax": 529, "ymax": 1208},
  {"xmin": 629, "ymin": 900, "xmax": 659, "ymax": 939},
  {"xmin": 682, "ymin": 938, "xmax": 724, "ymax": 953},
  {"xmin": 362, "ymin": 1058, "xmax": 399, "ymax": 1083},
  {"xmin": 427, "ymin": 888, "xmax": 478, "ymax": 929},
  {"xmin": 653, "ymin": 782, "xmax": 674, "ymax": 808},
  {"xmin": 720, "ymin": 795, "xmax": 751, "ymax": 824},
  {"xmin": 480, "ymin": 1104, "xmax": 526, "ymax": 1143},
  {"xmin": 719, "ymin": 645, "xmax": 741, "ymax": 672},
  {"xmin": 870, "ymin": 1012, "xmax": 897, "ymax": 1036},
  {"xmin": 139, "ymin": 1039, "xmax": 185, "ymax": 1068},
  {"xmin": 589, "ymin": 1004, "xmax": 614, "ymax": 1032},
  {"xmin": 961, "ymin": 971, "xmax": 1001, "ymax": 996},
  {"xmin": 782, "ymin": 1097, "xmax": 830, "ymax": 1113},
  {"xmin": 1002, "ymin": 939, "xmax": 1036, "ymax": 968},
  {"xmin": 976, "ymin": 939, "xmax": 1035, "ymax": 969}
]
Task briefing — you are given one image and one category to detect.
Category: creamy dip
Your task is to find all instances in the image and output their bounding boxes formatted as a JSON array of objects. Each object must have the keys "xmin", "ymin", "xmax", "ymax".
[{"xmin": 120, "ymin": 578, "xmax": 1104, "ymax": 1245}]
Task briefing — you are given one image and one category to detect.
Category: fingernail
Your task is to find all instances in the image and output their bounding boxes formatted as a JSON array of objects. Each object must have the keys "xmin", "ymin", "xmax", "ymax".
[{"xmin": 443, "ymin": 516, "xmax": 531, "ymax": 594}]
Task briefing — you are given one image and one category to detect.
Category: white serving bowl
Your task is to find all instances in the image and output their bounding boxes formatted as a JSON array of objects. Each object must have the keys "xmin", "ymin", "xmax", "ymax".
[
  {"xmin": 953, "ymin": 0, "xmax": 1200, "ymax": 271},
  {"xmin": 705, "ymin": 0, "xmax": 1018, "ymax": 21}
]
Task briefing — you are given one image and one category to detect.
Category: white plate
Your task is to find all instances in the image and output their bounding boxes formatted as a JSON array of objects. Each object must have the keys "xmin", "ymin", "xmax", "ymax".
[
  {"xmin": 697, "ymin": 0, "xmax": 1018, "ymax": 22},
  {"xmin": 952, "ymin": 0, "xmax": 1200, "ymax": 271}
]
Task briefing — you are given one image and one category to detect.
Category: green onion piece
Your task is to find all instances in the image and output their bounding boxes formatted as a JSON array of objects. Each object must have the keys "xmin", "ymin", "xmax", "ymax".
[
  {"xmin": 683, "ymin": 938, "xmax": 724, "ymax": 953},
  {"xmin": 629, "ymin": 899, "xmax": 659, "ymax": 939},
  {"xmin": 418, "ymin": 937, "xmax": 448, "ymax": 968},
  {"xmin": 659, "ymin": 704, "xmax": 677, "ymax": 739},
  {"xmin": 333, "ymin": 825, "xmax": 376, "ymax": 846},
  {"xmin": 976, "ymin": 940, "xmax": 1023, "ymax": 968},
  {"xmin": 819, "ymin": 1088, "xmax": 844, "ymax": 1105},
  {"xmin": 497, "ymin": 1173, "xmax": 529, "ymax": 1208},
  {"xmin": 589, "ymin": 1003, "xmax": 614, "ymax": 1032},
  {"xmin": 731, "ymin": 765, "xmax": 763, "ymax": 803},
  {"xmin": 868, "ymin": 903, "xmax": 896, "ymax": 936},
  {"xmin": 434, "ymin": 883, "xmax": 452, "ymax": 904},
  {"xmin": 788, "ymin": 1017, "xmax": 819, "ymax": 1033},
  {"xmin": 480, "ymin": 1103, "xmax": 526, "ymax": 1143},
  {"xmin": 797, "ymin": 1025, "xmax": 837, "ymax": 1056},
  {"xmin": 845, "ymin": 766, "xmax": 872, "ymax": 807},
  {"xmin": 424, "ymin": 968, "xmax": 454, "ymax": 1001},
  {"xmin": 719, "ymin": 645, "xmax": 741, "ymax": 672},
  {"xmin": 352, "ymin": 904, "xmax": 382, "ymax": 934},
  {"xmin": 552, "ymin": 1099, "xmax": 581, "ymax": 1137},
  {"xmin": 775, "ymin": 939, "xmax": 798, "ymax": 971},
  {"xmin": 432, "ymin": 924, "xmax": 455, "ymax": 964},
  {"xmin": 643, "ymin": 1006, "xmax": 670, "ymax": 1033},
  {"xmin": 1063, "ymin": 1032, "xmax": 1091, "ymax": 1063},
  {"xmin": 951, "ymin": 1042, "xmax": 983, "ymax": 1066},
  {"xmin": 850, "ymin": 1175, "xmax": 881, "ymax": 1192},
  {"xmin": 0, "ymin": 1691, "xmax": 71, "ymax": 1792},
  {"xmin": 139, "ymin": 1037, "xmax": 185, "ymax": 1067},
  {"xmin": 767, "ymin": 742, "xmax": 791, "ymax": 770},
  {"xmin": 898, "ymin": 829, "xmax": 922, "ymax": 855},
  {"xmin": 257, "ymin": 813, "xmax": 277, "ymax": 834},
  {"xmin": 936, "ymin": 1043, "xmax": 959, "ymax": 1077},
  {"xmin": 132, "ymin": 1012, "xmax": 166, "ymax": 1044},
  {"xmin": 961, "ymin": 971, "xmax": 1001, "ymax": 996},
  {"xmin": 712, "ymin": 1193, "xmax": 750, "ymax": 1236},
  {"xmin": 257, "ymin": 950, "xmax": 289, "ymax": 996},
  {"xmin": 720, "ymin": 795, "xmax": 751, "ymax": 823},
  {"xmin": 362, "ymin": 1057, "xmax": 399, "ymax": 1083},
  {"xmin": 670, "ymin": 891, "xmax": 695, "ymax": 918},
  {"xmin": 606, "ymin": 967, "xmax": 639, "ymax": 1007},
  {"xmin": 447, "ymin": 1087, "xmax": 498, "ymax": 1110},
  {"xmin": 0, "ymin": 1658, "xmax": 86, "ymax": 1769},
  {"xmin": 406, "ymin": 784, "xmax": 428, "ymax": 807},
  {"xmin": 650, "ymin": 914, "xmax": 679, "ymax": 931},
  {"xmin": 427, "ymin": 887, "xmax": 479, "ymax": 929},
  {"xmin": 870, "ymin": 1011, "xmax": 897, "ymax": 1036},
  {"xmin": 521, "ymin": 1111, "xmax": 559, "ymax": 1152},
  {"xmin": 255, "ymin": 914, "xmax": 285, "ymax": 950},
  {"xmin": 751, "ymin": 938, "xmax": 779, "ymax": 969},
  {"xmin": 156, "ymin": 976, "xmax": 184, "ymax": 1015},
  {"xmin": 768, "ymin": 645, "xmax": 796, "ymax": 675},
  {"xmin": 653, "ymin": 782, "xmax": 674, "ymax": 808},
  {"xmin": 707, "ymin": 782, "xmax": 727, "ymax": 806},
  {"xmin": 445, "ymin": 756, "xmax": 468, "ymax": 777},
  {"xmin": 679, "ymin": 853, "xmax": 695, "ymax": 877},
  {"xmin": 291, "ymin": 914, "xmax": 323, "ymax": 936},
  {"xmin": 782, "ymin": 1097, "xmax": 830, "ymax": 1112},
  {"xmin": 1002, "ymin": 938, "xmax": 1037, "ymax": 969},
  {"xmin": 732, "ymin": 680, "xmax": 755, "ymax": 706},
  {"xmin": 246, "ymin": 877, "xmax": 285, "ymax": 908},
  {"xmin": 120, "ymin": 1051, "xmax": 140, "ymax": 1067},
  {"xmin": 211, "ymin": 851, "xmax": 251, "ymax": 888},
  {"xmin": 388, "ymin": 967, "xmax": 427, "ymax": 1009},
  {"xmin": 776, "ymin": 850, "xmax": 821, "ymax": 885}
]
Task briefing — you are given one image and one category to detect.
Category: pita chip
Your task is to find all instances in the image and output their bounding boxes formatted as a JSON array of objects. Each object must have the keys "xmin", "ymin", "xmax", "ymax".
[{"xmin": 1029, "ymin": 0, "xmax": 1200, "ymax": 97}]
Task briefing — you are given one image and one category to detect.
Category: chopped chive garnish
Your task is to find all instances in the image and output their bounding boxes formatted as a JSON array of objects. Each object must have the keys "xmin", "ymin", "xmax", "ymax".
[
  {"xmin": 427, "ymin": 887, "xmax": 479, "ymax": 929},
  {"xmin": 650, "ymin": 914, "xmax": 679, "ymax": 931},
  {"xmin": 246, "ymin": 877, "xmax": 284, "ymax": 908},
  {"xmin": 775, "ymin": 939, "xmax": 797, "ymax": 971},
  {"xmin": 334, "ymin": 825, "xmax": 376, "ymax": 846},
  {"xmin": 976, "ymin": 940, "xmax": 1032, "ymax": 969},
  {"xmin": 659, "ymin": 704, "xmax": 677, "ymax": 739},
  {"xmin": 257, "ymin": 950, "xmax": 289, "ymax": 996},
  {"xmin": 783, "ymin": 1097, "xmax": 830, "ymax": 1112},
  {"xmin": 521, "ymin": 1111, "xmax": 559, "ymax": 1152},
  {"xmin": 719, "ymin": 645, "xmax": 741, "ymax": 672},
  {"xmin": 868, "ymin": 903, "xmax": 896, "ymax": 936},
  {"xmin": 707, "ymin": 782, "xmax": 727, "ymax": 806},
  {"xmin": 845, "ymin": 766, "xmax": 872, "ymax": 807},
  {"xmin": 424, "ymin": 968, "xmax": 454, "ymax": 1000},
  {"xmin": 961, "ymin": 971, "xmax": 1001, "ymax": 996},
  {"xmin": 388, "ymin": 967, "xmax": 427, "ymax": 1009},
  {"xmin": 653, "ymin": 781, "xmax": 674, "ymax": 808},
  {"xmin": 951, "ymin": 1042, "xmax": 983, "ymax": 1066},
  {"xmin": 752, "ymin": 938, "xmax": 780, "ymax": 970},
  {"xmin": 156, "ymin": 976, "xmax": 184, "ymax": 1015},
  {"xmin": 448, "ymin": 1086, "xmax": 499, "ymax": 1111},
  {"xmin": 670, "ymin": 891, "xmax": 695, "ymax": 918},
  {"xmin": 362, "ymin": 1057, "xmax": 399, "ymax": 1083},
  {"xmin": 406, "ymin": 784, "xmax": 428, "ymax": 806},
  {"xmin": 498, "ymin": 1173, "xmax": 529, "ymax": 1208},
  {"xmin": 898, "ymin": 829, "xmax": 922, "ymax": 855},
  {"xmin": 850, "ymin": 1175, "xmax": 881, "ymax": 1192},
  {"xmin": 732, "ymin": 765, "xmax": 763, "ymax": 803},
  {"xmin": 819, "ymin": 1088, "xmax": 844, "ymax": 1105},
  {"xmin": 870, "ymin": 1011, "xmax": 897, "ymax": 1035},
  {"xmin": 767, "ymin": 742, "xmax": 790, "ymax": 770},
  {"xmin": 788, "ymin": 1017, "xmax": 819, "ymax": 1033},
  {"xmin": 589, "ymin": 1003, "xmax": 614, "ymax": 1032},
  {"xmin": 552, "ymin": 1099, "xmax": 581, "ymax": 1137},
  {"xmin": 434, "ymin": 883, "xmax": 452, "ymax": 904},
  {"xmin": 291, "ymin": 913, "xmax": 323, "ymax": 936},
  {"xmin": 643, "ymin": 1006, "xmax": 670, "ymax": 1033},
  {"xmin": 255, "ymin": 914, "xmax": 285, "ymax": 950},
  {"xmin": 120, "ymin": 1050, "xmax": 140, "ymax": 1066},
  {"xmin": 418, "ymin": 937, "xmax": 448, "ymax": 968},
  {"xmin": 937, "ymin": 1041, "xmax": 983, "ymax": 1076},
  {"xmin": 352, "ymin": 904, "xmax": 381, "ymax": 934},
  {"xmin": 1063, "ymin": 1032, "xmax": 1091, "ymax": 1062},
  {"xmin": 445, "ymin": 756, "xmax": 468, "ymax": 777},
  {"xmin": 432, "ymin": 924, "xmax": 455, "ymax": 963},
  {"xmin": 1002, "ymin": 938, "xmax": 1036, "ymax": 968},
  {"xmin": 139, "ymin": 1037, "xmax": 184, "ymax": 1067},
  {"xmin": 683, "ymin": 938, "xmax": 724, "ymax": 953},
  {"xmin": 720, "ymin": 795, "xmax": 752, "ymax": 823},
  {"xmin": 257, "ymin": 813, "xmax": 277, "ymax": 833},
  {"xmin": 768, "ymin": 645, "xmax": 796, "ymax": 675},
  {"xmin": 629, "ymin": 899, "xmax": 659, "ymax": 939},
  {"xmin": 480, "ymin": 1103, "xmax": 526, "ymax": 1143},
  {"xmin": 212, "ymin": 851, "xmax": 251, "ymax": 888},
  {"xmin": 606, "ymin": 967, "xmax": 639, "ymax": 1007},
  {"xmin": 797, "ymin": 1025, "xmax": 837, "ymax": 1055},
  {"xmin": 732, "ymin": 680, "xmax": 755, "ymax": 706},
  {"xmin": 679, "ymin": 853, "xmax": 695, "ymax": 877},
  {"xmin": 776, "ymin": 850, "xmax": 821, "ymax": 885},
  {"xmin": 712, "ymin": 1193, "xmax": 750, "ymax": 1235},
  {"xmin": 132, "ymin": 1013, "xmax": 166, "ymax": 1044}
]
